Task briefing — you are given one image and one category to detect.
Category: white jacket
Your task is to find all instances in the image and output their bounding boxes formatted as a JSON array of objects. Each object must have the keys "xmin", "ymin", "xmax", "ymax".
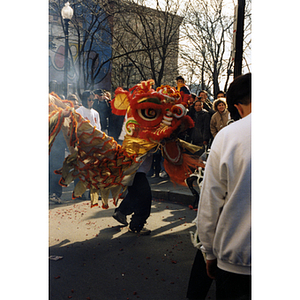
[
  {"xmin": 76, "ymin": 106, "xmax": 101, "ymax": 131},
  {"xmin": 197, "ymin": 114, "xmax": 251, "ymax": 275}
]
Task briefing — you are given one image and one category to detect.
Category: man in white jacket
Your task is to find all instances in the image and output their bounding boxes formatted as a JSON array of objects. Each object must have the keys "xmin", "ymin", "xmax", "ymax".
[
  {"xmin": 76, "ymin": 90, "xmax": 101, "ymax": 131},
  {"xmin": 196, "ymin": 73, "xmax": 251, "ymax": 299}
]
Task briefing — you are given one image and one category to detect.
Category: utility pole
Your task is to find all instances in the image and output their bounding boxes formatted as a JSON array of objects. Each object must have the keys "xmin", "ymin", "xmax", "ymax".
[{"xmin": 234, "ymin": 0, "xmax": 245, "ymax": 78}]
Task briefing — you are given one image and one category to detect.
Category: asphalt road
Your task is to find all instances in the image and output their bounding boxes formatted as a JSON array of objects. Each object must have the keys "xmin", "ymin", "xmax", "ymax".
[{"xmin": 49, "ymin": 197, "xmax": 215, "ymax": 300}]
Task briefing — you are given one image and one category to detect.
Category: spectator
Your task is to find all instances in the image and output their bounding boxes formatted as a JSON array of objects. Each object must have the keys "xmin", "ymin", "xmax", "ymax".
[
  {"xmin": 198, "ymin": 90, "xmax": 214, "ymax": 116},
  {"xmin": 175, "ymin": 75, "xmax": 191, "ymax": 105},
  {"xmin": 49, "ymin": 130, "xmax": 66, "ymax": 203},
  {"xmin": 175, "ymin": 75, "xmax": 190, "ymax": 94},
  {"xmin": 198, "ymin": 90, "xmax": 215, "ymax": 147},
  {"xmin": 74, "ymin": 90, "xmax": 102, "ymax": 201},
  {"xmin": 67, "ymin": 93, "xmax": 80, "ymax": 109},
  {"xmin": 187, "ymin": 99, "xmax": 210, "ymax": 156},
  {"xmin": 104, "ymin": 91, "xmax": 112, "ymax": 102},
  {"xmin": 49, "ymin": 95, "xmax": 69, "ymax": 203},
  {"xmin": 148, "ymin": 148, "xmax": 167, "ymax": 178},
  {"xmin": 76, "ymin": 90, "xmax": 101, "ymax": 131},
  {"xmin": 196, "ymin": 73, "xmax": 251, "ymax": 299},
  {"xmin": 93, "ymin": 89, "xmax": 111, "ymax": 134},
  {"xmin": 190, "ymin": 93, "xmax": 197, "ymax": 105},
  {"xmin": 109, "ymin": 97, "xmax": 125, "ymax": 143},
  {"xmin": 216, "ymin": 90, "xmax": 226, "ymax": 99},
  {"xmin": 210, "ymin": 98, "xmax": 231, "ymax": 138}
]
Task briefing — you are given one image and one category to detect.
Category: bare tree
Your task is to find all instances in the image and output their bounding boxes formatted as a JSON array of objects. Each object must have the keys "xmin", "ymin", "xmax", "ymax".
[
  {"xmin": 108, "ymin": 0, "xmax": 183, "ymax": 89},
  {"xmin": 180, "ymin": 0, "xmax": 251, "ymax": 98}
]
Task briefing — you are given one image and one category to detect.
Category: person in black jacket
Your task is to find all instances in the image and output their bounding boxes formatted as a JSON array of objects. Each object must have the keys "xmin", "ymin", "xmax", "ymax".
[
  {"xmin": 93, "ymin": 89, "xmax": 111, "ymax": 134},
  {"xmin": 187, "ymin": 99, "xmax": 210, "ymax": 156},
  {"xmin": 198, "ymin": 90, "xmax": 215, "ymax": 147},
  {"xmin": 175, "ymin": 75, "xmax": 192, "ymax": 105}
]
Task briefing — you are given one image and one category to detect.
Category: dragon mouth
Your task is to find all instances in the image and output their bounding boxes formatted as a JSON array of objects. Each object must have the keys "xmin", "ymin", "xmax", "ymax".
[
  {"xmin": 145, "ymin": 115, "xmax": 192, "ymax": 142},
  {"xmin": 162, "ymin": 140, "xmax": 182, "ymax": 165},
  {"xmin": 143, "ymin": 121, "xmax": 181, "ymax": 143}
]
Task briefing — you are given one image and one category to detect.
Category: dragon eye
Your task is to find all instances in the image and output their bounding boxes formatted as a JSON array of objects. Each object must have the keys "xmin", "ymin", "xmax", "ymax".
[
  {"xmin": 138, "ymin": 108, "xmax": 159, "ymax": 121},
  {"xmin": 132, "ymin": 99, "xmax": 163, "ymax": 127},
  {"xmin": 171, "ymin": 104, "xmax": 186, "ymax": 118}
]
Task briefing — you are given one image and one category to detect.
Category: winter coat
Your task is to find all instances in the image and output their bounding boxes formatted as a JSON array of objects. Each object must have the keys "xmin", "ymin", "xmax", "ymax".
[
  {"xmin": 210, "ymin": 109, "xmax": 231, "ymax": 138},
  {"xmin": 93, "ymin": 99, "xmax": 111, "ymax": 133},
  {"xmin": 197, "ymin": 114, "xmax": 251, "ymax": 275},
  {"xmin": 188, "ymin": 109, "xmax": 210, "ymax": 145}
]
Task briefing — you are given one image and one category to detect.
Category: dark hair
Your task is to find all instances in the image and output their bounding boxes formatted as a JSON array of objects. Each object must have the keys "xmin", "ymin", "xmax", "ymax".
[
  {"xmin": 217, "ymin": 90, "xmax": 226, "ymax": 97},
  {"xmin": 191, "ymin": 93, "xmax": 197, "ymax": 100},
  {"xmin": 194, "ymin": 99, "xmax": 203, "ymax": 105},
  {"xmin": 198, "ymin": 90, "xmax": 208, "ymax": 97},
  {"xmin": 226, "ymin": 73, "xmax": 251, "ymax": 120},
  {"xmin": 176, "ymin": 76, "xmax": 185, "ymax": 81},
  {"xmin": 81, "ymin": 90, "xmax": 94, "ymax": 108},
  {"xmin": 94, "ymin": 89, "xmax": 104, "ymax": 96}
]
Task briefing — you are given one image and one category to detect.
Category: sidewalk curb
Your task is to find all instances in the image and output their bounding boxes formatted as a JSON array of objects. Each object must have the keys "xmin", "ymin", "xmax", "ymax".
[{"xmin": 151, "ymin": 189, "xmax": 195, "ymax": 206}]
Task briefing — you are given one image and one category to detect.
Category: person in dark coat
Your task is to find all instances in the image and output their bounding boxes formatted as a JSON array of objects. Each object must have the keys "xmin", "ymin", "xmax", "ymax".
[
  {"xmin": 49, "ymin": 130, "xmax": 67, "ymax": 203},
  {"xmin": 175, "ymin": 75, "xmax": 192, "ymax": 105},
  {"xmin": 198, "ymin": 90, "xmax": 215, "ymax": 116},
  {"xmin": 93, "ymin": 89, "xmax": 111, "ymax": 134},
  {"xmin": 187, "ymin": 99, "xmax": 210, "ymax": 156}
]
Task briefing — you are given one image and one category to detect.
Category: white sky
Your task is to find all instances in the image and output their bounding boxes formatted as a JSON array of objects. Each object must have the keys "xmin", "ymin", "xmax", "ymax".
[
  {"xmin": 143, "ymin": 0, "xmax": 238, "ymax": 13},
  {"xmin": 140, "ymin": 0, "xmax": 249, "ymax": 90}
]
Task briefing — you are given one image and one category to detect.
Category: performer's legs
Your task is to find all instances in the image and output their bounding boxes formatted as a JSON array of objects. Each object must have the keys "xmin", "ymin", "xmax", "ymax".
[
  {"xmin": 128, "ymin": 172, "xmax": 152, "ymax": 232},
  {"xmin": 113, "ymin": 186, "xmax": 134, "ymax": 226},
  {"xmin": 116, "ymin": 189, "xmax": 134, "ymax": 216}
]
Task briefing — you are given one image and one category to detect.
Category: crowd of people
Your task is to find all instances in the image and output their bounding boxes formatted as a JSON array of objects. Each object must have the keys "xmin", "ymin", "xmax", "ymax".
[
  {"xmin": 49, "ymin": 73, "xmax": 251, "ymax": 299},
  {"xmin": 174, "ymin": 76, "xmax": 232, "ymax": 158}
]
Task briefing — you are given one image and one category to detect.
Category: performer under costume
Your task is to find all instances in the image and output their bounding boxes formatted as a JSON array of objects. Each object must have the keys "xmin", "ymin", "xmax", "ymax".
[{"xmin": 114, "ymin": 151, "xmax": 153, "ymax": 233}]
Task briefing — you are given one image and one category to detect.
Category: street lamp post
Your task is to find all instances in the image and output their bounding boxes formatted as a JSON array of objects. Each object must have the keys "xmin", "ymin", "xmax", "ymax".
[{"xmin": 61, "ymin": 2, "xmax": 73, "ymax": 97}]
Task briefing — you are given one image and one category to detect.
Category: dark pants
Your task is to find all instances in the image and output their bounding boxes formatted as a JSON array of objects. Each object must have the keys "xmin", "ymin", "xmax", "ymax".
[
  {"xmin": 108, "ymin": 114, "xmax": 125, "ymax": 143},
  {"xmin": 49, "ymin": 131, "xmax": 66, "ymax": 197},
  {"xmin": 116, "ymin": 172, "xmax": 152, "ymax": 232},
  {"xmin": 187, "ymin": 249, "xmax": 251, "ymax": 300},
  {"xmin": 187, "ymin": 249, "xmax": 213, "ymax": 300},
  {"xmin": 215, "ymin": 268, "xmax": 251, "ymax": 300}
]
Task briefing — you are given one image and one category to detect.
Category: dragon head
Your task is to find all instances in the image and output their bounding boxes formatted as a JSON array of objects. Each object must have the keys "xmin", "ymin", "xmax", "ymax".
[{"xmin": 112, "ymin": 79, "xmax": 194, "ymax": 144}]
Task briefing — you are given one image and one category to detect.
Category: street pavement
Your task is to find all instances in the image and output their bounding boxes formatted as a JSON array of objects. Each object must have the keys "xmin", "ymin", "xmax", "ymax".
[{"xmin": 49, "ymin": 176, "xmax": 216, "ymax": 300}]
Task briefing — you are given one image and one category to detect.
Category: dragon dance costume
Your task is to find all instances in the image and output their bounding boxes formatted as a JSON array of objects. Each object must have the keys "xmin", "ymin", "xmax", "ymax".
[{"xmin": 49, "ymin": 79, "xmax": 204, "ymax": 209}]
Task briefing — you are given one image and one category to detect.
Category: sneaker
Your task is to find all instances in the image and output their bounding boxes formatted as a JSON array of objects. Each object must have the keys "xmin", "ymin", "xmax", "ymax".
[
  {"xmin": 151, "ymin": 173, "xmax": 159, "ymax": 178},
  {"xmin": 112, "ymin": 211, "xmax": 128, "ymax": 226},
  {"xmin": 128, "ymin": 227, "xmax": 151, "ymax": 236},
  {"xmin": 49, "ymin": 193, "xmax": 62, "ymax": 204},
  {"xmin": 159, "ymin": 170, "xmax": 168, "ymax": 178}
]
